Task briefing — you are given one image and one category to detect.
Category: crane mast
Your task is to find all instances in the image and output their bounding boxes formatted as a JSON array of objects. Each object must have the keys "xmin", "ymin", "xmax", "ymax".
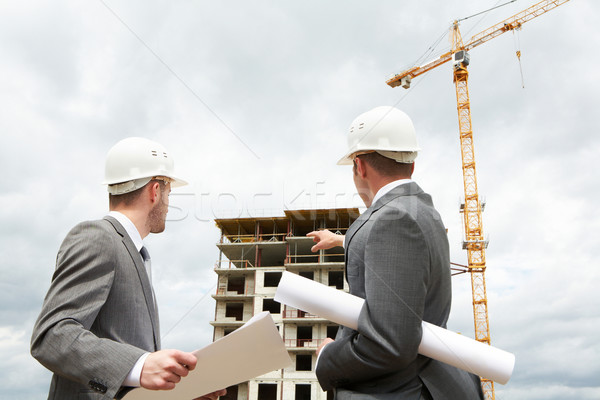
[
  {"xmin": 450, "ymin": 21, "xmax": 496, "ymax": 397},
  {"xmin": 385, "ymin": 1, "xmax": 571, "ymax": 399}
]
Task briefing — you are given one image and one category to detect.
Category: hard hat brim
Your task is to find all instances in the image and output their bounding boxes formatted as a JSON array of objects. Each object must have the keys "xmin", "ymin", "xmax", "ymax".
[
  {"xmin": 151, "ymin": 174, "xmax": 189, "ymax": 188},
  {"xmin": 103, "ymin": 175, "xmax": 189, "ymax": 187},
  {"xmin": 336, "ymin": 149, "xmax": 420, "ymax": 166},
  {"xmin": 104, "ymin": 175, "xmax": 188, "ymax": 194},
  {"xmin": 169, "ymin": 176, "xmax": 188, "ymax": 188},
  {"xmin": 336, "ymin": 152, "xmax": 355, "ymax": 166},
  {"xmin": 336, "ymin": 143, "xmax": 362, "ymax": 166}
]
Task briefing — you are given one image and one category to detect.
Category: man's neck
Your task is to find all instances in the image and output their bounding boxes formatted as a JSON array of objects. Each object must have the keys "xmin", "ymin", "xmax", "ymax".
[{"xmin": 110, "ymin": 207, "xmax": 150, "ymax": 238}]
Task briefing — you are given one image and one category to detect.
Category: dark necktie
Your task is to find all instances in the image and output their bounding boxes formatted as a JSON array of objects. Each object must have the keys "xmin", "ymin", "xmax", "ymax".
[
  {"xmin": 139, "ymin": 246, "xmax": 152, "ymax": 281},
  {"xmin": 140, "ymin": 246, "xmax": 160, "ymax": 349}
]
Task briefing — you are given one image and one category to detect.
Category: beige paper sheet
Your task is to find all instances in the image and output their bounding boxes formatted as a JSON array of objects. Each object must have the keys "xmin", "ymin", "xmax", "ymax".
[{"xmin": 126, "ymin": 311, "xmax": 291, "ymax": 399}]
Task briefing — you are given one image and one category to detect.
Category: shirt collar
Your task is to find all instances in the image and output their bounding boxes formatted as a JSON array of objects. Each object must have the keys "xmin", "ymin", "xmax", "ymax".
[
  {"xmin": 371, "ymin": 178, "xmax": 413, "ymax": 206},
  {"xmin": 107, "ymin": 211, "xmax": 144, "ymax": 252}
]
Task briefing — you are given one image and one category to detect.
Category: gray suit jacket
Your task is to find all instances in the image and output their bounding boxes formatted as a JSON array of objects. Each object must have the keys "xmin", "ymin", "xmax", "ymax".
[
  {"xmin": 316, "ymin": 183, "xmax": 483, "ymax": 400},
  {"xmin": 31, "ymin": 216, "xmax": 160, "ymax": 400}
]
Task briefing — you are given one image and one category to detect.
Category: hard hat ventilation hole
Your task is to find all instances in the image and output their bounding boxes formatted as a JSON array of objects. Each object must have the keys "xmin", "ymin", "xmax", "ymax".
[
  {"xmin": 359, "ymin": 123, "xmax": 364, "ymax": 129},
  {"xmin": 163, "ymin": 152, "xmax": 168, "ymax": 158},
  {"xmin": 151, "ymin": 150, "xmax": 158, "ymax": 157}
]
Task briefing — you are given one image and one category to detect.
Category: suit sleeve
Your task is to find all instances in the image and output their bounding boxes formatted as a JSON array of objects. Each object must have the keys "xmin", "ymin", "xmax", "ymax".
[
  {"xmin": 31, "ymin": 221, "xmax": 145, "ymax": 399},
  {"xmin": 316, "ymin": 206, "xmax": 429, "ymax": 390}
]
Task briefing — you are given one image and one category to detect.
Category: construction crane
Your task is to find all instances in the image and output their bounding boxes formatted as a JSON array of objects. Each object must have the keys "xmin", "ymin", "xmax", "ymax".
[{"xmin": 386, "ymin": 1, "xmax": 570, "ymax": 398}]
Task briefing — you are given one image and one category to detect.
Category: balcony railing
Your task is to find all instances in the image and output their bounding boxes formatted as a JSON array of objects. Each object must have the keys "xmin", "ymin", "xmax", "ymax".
[
  {"xmin": 283, "ymin": 309, "xmax": 320, "ymax": 319},
  {"xmin": 286, "ymin": 253, "xmax": 345, "ymax": 264},
  {"xmin": 214, "ymin": 260, "xmax": 254, "ymax": 269},
  {"xmin": 284, "ymin": 339, "xmax": 324, "ymax": 349},
  {"xmin": 215, "ymin": 286, "xmax": 255, "ymax": 296},
  {"xmin": 220, "ymin": 233, "xmax": 288, "ymax": 244}
]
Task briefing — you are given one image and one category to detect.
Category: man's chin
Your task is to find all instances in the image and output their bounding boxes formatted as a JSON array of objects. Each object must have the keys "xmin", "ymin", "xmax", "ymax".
[{"xmin": 150, "ymin": 225, "xmax": 166, "ymax": 234}]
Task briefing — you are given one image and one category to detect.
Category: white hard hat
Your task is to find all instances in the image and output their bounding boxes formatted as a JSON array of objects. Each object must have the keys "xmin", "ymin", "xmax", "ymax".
[
  {"xmin": 103, "ymin": 137, "xmax": 188, "ymax": 195},
  {"xmin": 337, "ymin": 106, "xmax": 420, "ymax": 165}
]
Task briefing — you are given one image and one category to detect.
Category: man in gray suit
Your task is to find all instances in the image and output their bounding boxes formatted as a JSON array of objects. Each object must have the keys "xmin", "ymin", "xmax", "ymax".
[
  {"xmin": 309, "ymin": 107, "xmax": 483, "ymax": 399},
  {"xmin": 31, "ymin": 137, "xmax": 225, "ymax": 400}
]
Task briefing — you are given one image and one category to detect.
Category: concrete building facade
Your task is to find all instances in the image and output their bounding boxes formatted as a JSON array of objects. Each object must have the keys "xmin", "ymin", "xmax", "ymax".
[{"xmin": 211, "ymin": 208, "xmax": 359, "ymax": 400}]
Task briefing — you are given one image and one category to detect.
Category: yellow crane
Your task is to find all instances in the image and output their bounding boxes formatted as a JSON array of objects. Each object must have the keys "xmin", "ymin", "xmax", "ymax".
[{"xmin": 386, "ymin": 1, "xmax": 571, "ymax": 398}]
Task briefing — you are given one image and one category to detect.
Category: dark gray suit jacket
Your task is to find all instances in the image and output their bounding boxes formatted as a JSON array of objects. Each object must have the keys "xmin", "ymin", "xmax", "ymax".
[
  {"xmin": 31, "ymin": 216, "xmax": 160, "ymax": 400},
  {"xmin": 316, "ymin": 182, "xmax": 483, "ymax": 399}
]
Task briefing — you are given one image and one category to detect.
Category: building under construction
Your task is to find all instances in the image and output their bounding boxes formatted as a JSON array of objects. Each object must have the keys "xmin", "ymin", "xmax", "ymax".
[{"xmin": 211, "ymin": 208, "xmax": 359, "ymax": 400}]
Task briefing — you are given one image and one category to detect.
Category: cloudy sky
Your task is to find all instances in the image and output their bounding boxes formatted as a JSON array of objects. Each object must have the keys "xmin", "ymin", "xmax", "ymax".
[{"xmin": 1, "ymin": 0, "xmax": 598, "ymax": 399}]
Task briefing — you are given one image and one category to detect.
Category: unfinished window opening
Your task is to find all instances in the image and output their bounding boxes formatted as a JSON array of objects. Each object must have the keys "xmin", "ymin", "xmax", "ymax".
[
  {"xmin": 299, "ymin": 271, "xmax": 314, "ymax": 280},
  {"xmin": 297, "ymin": 325, "xmax": 312, "ymax": 347},
  {"xmin": 264, "ymin": 271, "xmax": 282, "ymax": 287},
  {"xmin": 225, "ymin": 303, "xmax": 244, "ymax": 321},
  {"xmin": 295, "ymin": 383, "xmax": 311, "ymax": 400},
  {"xmin": 257, "ymin": 383, "xmax": 277, "ymax": 400},
  {"xmin": 327, "ymin": 325, "xmax": 339, "ymax": 339},
  {"xmin": 328, "ymin": 270, "xmax": 344, "ymax": 289},
  {"xmin": 223, "ymin": 328, "xmax": 237, "ymax": 336},
  {"xmin": 262, "ymin": 298, "xmax": 281, "ymax": 314},
  {"xmin": 221, "ymin": 384, "xmax": 239, "ymax": 400},
  {"xmin": 296, "ymin": 354, "xmax": 312, "ymax": 371},
  {"xmin": 227, "ymin": 276, "xmax": 245, "ymax": 294}
]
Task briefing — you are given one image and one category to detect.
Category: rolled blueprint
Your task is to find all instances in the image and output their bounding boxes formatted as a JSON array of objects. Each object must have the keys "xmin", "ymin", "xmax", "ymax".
[{"xmin": 274, "ymin": 271, "xmax": 515, "ymax": 385}]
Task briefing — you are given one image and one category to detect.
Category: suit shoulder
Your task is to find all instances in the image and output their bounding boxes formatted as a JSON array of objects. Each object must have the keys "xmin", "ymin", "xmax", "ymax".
[
  {"xmin": 385, "ymin": 191, "xmax": 440, "ymax": 216},
  {"xmin": 376, "ymin": 194, "xmax": 421, "ymax": 219},
  {"xmin": 375, "ymin": 193, "xmax": 446, "ymax": 235},
  {"xmin": 54, "ymin": 219, "xmax": 125, "ymax": 282},
  {"xmin": 67, "ymin": 218, "xmax": 117, "ymax": 236},
  {"xmin": 60, "ymin": 219, "xmax": 121, "ymax": 253}
]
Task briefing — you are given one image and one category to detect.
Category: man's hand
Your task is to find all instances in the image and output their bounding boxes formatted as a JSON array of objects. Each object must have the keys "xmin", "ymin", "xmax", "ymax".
[
  {"xmin": 140, "ymin": 349, "xmax": 197, "ymax": 390},
  {"xmin": 307, "ymin": 230, "xmax": 344, "ymax": 252},
  {"xmin": 317, "ymin": 338, "xmax": 334, "ymax": 357},
  {"xmin": 194, "ymin": 389, "xmax": 227, "ymax": 400}
]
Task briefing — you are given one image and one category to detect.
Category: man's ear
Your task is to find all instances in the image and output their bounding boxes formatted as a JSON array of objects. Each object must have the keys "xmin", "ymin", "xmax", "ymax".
[
  {"xmin": 355, "ymin": 157, "xmax": 368, "ymax": 179},
  {"xmin": 148, "ymin": 181, "xmax": 160, "ymax": 204}
]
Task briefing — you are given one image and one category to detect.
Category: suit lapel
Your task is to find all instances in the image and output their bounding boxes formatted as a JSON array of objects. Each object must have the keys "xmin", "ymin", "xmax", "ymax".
[
  {"xmin": 344, "ymin": 207, "xmax": 375, "ymax": 281},
  {"xmin": 104, "ymin": 216, "xmax": 161, "ymax": 350},
  {"xmin": 345, "ymin": 208, "xmax": 372, "ymax": 251}
]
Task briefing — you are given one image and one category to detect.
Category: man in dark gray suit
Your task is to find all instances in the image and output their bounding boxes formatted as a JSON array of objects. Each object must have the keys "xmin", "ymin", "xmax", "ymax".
[
  {"xmin": 309, "ymin": 107, "xmax": 483, "ymax": 399},
  {"xmin": 31, "ymin": 138, "xmax": 225, "ymax": 400}
]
